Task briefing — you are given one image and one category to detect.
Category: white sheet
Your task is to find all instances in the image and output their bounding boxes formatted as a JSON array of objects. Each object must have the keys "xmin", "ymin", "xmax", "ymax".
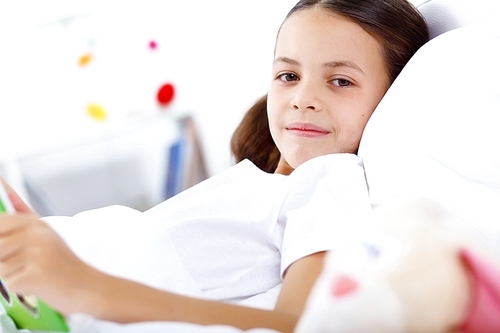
[
  {"xmin": 45, "ymin": 206, "xmax": 283, "ymax": 333},
  {"xmin": 67, "ymin": 313, "xmax": 281, "ymax": 333}
]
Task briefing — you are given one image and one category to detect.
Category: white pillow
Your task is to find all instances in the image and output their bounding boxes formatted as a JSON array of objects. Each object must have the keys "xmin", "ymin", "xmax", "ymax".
[{"xmin": 358, "ymin": 21, "xmax": 500, "ymax": 247}]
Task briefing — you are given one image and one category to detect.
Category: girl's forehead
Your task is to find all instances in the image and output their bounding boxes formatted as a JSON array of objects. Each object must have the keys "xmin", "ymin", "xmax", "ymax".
[
  {"xmin": 275, "ymin": 8, "xmax": 385, "ymax": 68},
  {"xmin": 278, "ymin": 8, "xmax": 364, "ymax": 44}
]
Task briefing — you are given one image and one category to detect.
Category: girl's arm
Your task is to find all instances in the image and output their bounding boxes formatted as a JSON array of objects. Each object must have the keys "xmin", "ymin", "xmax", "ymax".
[
  {"xmin": 85, "ymin": 251, "xmax": 325, "ymax": 332},
  {"xmin": 0, "ymin": 213, "xmax": 325, "ymax": 333}
]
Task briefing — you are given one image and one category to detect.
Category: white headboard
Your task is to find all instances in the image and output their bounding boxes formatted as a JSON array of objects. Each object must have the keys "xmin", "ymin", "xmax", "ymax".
[{"xmin": 418, "ymin": 0, "xmax": 500, "ymax": 39}]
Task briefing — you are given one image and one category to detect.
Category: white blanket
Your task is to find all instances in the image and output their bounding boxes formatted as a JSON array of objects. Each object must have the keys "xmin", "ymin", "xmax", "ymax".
[{"xmin": 43, "ymin": 206, "xmax": 282, "ymax": 333}]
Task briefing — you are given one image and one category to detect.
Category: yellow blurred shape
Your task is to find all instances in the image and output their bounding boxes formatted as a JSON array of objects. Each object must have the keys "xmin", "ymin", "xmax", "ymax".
[
  {"xmin": 86, "ymin": 103, "xmax": 107, "ymax": 121},
  {"xmin": 79, "ymin": 53, "xmax": 92, "ymax": 67}
]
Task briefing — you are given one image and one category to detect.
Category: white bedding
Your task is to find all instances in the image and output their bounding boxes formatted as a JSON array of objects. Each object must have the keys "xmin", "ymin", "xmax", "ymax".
[
  {"xmin": 359, "ymin": 20, "xmax": 500, "ymax": 249},
  {"xmin": 68, "ymin": 314, "xmax": 281, "ymax": 333},
  {"xmin": 43, "ymin": 205, "xmax": 283, "ymax": 333}
]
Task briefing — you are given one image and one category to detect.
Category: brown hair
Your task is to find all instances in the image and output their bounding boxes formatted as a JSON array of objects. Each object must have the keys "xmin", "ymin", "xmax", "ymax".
[
  {"xmin": 230, "ymin": 94, "xmax": 279, "ymax": 173},
  {"xmin": 231, "ymin": 0, "xmax": 429, "ymax": 172}
]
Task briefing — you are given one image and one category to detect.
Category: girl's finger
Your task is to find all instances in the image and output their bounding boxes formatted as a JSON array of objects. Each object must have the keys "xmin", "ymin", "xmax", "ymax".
[
  {"xmin": 0, "ymin": 218, "xmax": 28, "ymax": 264},
  {"xmin": 9, "ymin": 192, "xmax": 34, "ymax": 214},
  {"xmin": 0, "ymin": 247, "xmax": 26, "ymax": 285},
  {"xmin": 0, "ymin": 178, "xmax": 34, "ymax": 214},
  {"xmin": 0, "ymin": 214, "xmax": 33, "ymax": 235},
  {"xmin": 0, "ymin": 236, "xmax": 23, "ymax": 262}
]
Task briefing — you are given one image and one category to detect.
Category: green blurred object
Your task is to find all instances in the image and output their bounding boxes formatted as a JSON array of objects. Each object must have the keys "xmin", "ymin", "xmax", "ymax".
[
  {"xmin": 0, "ymin": 183, "xmax": 69, "ymax": 332},
  {"xmin": 0, "ymin": 291, "xmax": 69, "ymax": 332}
]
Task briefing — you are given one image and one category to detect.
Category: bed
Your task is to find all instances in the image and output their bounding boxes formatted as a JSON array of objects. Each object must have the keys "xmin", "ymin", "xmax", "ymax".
[{"xmin": 2, "ymin": 0, "xmax": 500, "ymax": 332}]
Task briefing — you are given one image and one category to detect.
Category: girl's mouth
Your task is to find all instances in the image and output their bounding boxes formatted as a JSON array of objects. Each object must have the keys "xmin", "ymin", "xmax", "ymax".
[{"xmin": 285, "ymin": 122, "xmax": 330, "ymax": 138}]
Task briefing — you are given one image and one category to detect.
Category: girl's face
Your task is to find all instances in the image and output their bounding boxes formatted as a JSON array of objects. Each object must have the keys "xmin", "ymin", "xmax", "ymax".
[{"xmin": 268, "ymin": 8, "xmax": 390, "ymax": 175}]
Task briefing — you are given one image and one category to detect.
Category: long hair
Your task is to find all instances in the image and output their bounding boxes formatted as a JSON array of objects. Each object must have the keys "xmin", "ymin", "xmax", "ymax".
[
  {"xmin": 231, "ymin": 0, "xmax": 429, "ymax": 172},
  {"xmin": 230, "ymin": 95, "xmax": 279, "ymax": 173}
]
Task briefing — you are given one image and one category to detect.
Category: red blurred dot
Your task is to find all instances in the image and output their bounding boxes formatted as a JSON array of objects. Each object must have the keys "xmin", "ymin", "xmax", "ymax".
[
  {"xmin": 149, "ymin": 40, "xmax": 158, "ymax": 50},
  {"xmin": 331, "ymin": 275, "xmax": 359, "ymax": 298},
  {"xmin": 157, "ymin": 83, "xmax": 175, "ymax": 106}
]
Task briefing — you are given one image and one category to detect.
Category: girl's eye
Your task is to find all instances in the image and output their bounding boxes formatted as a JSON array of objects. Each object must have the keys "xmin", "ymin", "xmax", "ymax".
[
  {"xmin": 278, "ymin": 73, "xmax": 299, "ymax": 82},
  {"xmin": 332, "ymin": 78, "xmax": 352, "ymax": 87}
]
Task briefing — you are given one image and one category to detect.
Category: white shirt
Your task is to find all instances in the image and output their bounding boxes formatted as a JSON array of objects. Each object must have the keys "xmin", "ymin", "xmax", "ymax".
[{"xmin": 44, "ymin": 153, "xmax": 373, "ymax": 309}]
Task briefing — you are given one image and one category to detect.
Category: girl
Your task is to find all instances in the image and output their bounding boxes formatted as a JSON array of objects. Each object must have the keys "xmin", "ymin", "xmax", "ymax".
[{"xmin": 0, "ymin": 1, "xmax": 428, "ymax": 332}]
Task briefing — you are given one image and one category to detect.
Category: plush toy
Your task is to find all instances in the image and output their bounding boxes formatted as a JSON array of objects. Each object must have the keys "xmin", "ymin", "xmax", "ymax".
[{"xmin": 294, "ymin": 198, "xmax": 500, "ymax": 333}]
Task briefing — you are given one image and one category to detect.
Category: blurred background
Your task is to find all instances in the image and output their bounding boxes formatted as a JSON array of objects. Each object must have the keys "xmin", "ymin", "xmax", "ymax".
[{"xmin": 0, "ymin": 0, "xmax": 425, "ymax": 216}]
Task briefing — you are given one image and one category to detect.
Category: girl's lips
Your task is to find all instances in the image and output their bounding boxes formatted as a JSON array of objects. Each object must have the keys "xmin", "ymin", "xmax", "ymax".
[{"xmin": 285, "ymin": 122, "xmax": 330, "ymax": 138}]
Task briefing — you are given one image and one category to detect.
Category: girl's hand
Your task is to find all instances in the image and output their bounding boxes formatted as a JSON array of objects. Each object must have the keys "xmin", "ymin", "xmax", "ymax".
[{"xmin": 0, "ymin": 213, "xmax": 93, "ymax": 315}]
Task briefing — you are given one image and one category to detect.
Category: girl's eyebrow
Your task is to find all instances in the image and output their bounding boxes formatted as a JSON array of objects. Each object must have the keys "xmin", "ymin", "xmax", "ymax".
[
  {"xmin": 273, "ymin": 57, "xmax": 300, "ymax": 66},
  {"xmin": 324, "ymin": 61, "xmax": 364, "ymax": 74},
  {"xmin": 273, "ymin": 57, "xmax": 364, "ymax": 74}
]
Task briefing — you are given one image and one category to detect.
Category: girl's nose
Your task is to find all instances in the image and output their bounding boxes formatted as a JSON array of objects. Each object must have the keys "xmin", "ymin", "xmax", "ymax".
[{"xmin": 290, "ymin": 81, "xmax": 323, "ymax": 112}]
